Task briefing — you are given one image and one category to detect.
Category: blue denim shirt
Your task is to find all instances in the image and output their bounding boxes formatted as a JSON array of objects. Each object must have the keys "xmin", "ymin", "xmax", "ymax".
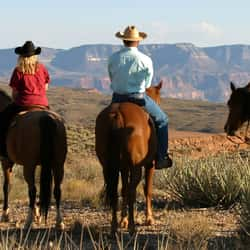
[{"xmin": 108, "ymin": 47, "xmax": 153, "ymax": 94}]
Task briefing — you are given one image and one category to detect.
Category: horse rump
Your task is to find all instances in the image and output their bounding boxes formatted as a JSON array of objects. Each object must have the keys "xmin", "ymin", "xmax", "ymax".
[{"xmin": 97, "ymin": 108, "xmax": 124, "ymax": 209}]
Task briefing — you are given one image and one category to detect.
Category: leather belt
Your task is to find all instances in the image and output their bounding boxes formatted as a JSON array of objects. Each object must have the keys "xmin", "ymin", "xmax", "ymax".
[{"xmin": 113, "ymin": 92, "xmax": 145, "ymax": 99}]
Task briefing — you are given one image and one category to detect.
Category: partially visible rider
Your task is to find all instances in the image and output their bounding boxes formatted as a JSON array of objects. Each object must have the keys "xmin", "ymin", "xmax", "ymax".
[
  {"xmin": 0, "ymin": 41, "xmax": 50, "ymax": 158},
  {"xmin": 108, "ymin": 25, "xmax": 172, "ymax": 169}
]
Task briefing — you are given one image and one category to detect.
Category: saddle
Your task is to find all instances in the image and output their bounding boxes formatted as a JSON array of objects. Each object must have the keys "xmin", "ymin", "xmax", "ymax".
[
  {"xmin": 18, "ymin": 105, "xmax": 49, "ymax": 114},
  {"xmin": 110, "ymin": 102, "xmax": 155, "ymax": 130},
  {"xmin": 10, "ymin": 105, "xmax": 49, "ymax": 127}
]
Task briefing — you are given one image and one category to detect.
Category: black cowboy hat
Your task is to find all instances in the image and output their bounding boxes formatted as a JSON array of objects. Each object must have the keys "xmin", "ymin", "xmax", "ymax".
[{"xmin": 15, "ymin": 41, "xmax": 41, "ymax": 57}]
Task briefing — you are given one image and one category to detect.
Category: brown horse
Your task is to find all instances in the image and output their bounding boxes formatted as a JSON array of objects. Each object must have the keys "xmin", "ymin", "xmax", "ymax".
[
  {"xmin": 224, "ymin": 82, "xmax": 250, "ymax": 136},
  {"xmin": 95, "ymin": 81, "xmax": 163, "ymax": 235},
  {"xmin": 0, "ymin": 89, "xmax": 67, "ymax": 229}
]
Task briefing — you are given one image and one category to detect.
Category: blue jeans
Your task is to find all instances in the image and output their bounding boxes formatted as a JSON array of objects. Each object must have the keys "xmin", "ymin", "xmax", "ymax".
[{"xmin": 112, "ymin": 93, "xmax": 169, "ymax": 161}]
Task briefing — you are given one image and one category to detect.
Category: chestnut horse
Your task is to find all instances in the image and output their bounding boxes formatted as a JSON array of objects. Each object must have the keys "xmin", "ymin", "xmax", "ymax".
[
  {"xmin": 224, "ymin": 81, "xmax": 250, "ymax": 137},
  {"xmin": 95, "ymin": 81, "xmax": 163, "ymax": 235},
  {"xmin": 0, "ymin": 89, "xmax": 67, "ymax": 229}
]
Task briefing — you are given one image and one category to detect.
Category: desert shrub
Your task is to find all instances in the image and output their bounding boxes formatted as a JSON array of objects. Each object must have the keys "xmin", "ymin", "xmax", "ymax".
[
  {"xmin": 238, "ymin": 165, "xmax": 250, "ymax": 234},
  {"xmin": 158, "ymin": 152, "xmax": 248, "ymax": 208}
]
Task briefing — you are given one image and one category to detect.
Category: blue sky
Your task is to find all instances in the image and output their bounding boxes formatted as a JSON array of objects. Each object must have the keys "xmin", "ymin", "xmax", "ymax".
[{"xmin": 1, "ymin": 0, "xmax": 250, "ymax": 49}]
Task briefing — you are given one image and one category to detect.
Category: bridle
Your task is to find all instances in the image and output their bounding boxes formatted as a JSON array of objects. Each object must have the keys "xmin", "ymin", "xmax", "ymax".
[{"xmin": 226, "ymin": 120, "xmax": 250, "ymax": 144}]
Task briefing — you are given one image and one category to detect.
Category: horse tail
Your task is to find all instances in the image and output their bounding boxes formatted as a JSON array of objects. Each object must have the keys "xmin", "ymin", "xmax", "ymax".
[
  {"xmin": 39, "ymin": 114, "xmax": 56, "ymax": 221},
  {"xmin": 104, "ymin": 110, "xmax": 124, "ymax": 208}
]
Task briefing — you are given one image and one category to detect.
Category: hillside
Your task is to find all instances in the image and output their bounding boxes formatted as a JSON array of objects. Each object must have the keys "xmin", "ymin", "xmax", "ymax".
[
  {"xmin": 0, "ymin": 82, "xmax": 227, "ymax": 133},
  {"xmin": 1, "ymin": 43, "xmax": 250, "ymax": 102}
]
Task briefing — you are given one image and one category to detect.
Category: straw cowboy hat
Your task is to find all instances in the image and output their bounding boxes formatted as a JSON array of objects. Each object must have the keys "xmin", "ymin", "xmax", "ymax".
[
  {"xmin": 15, "ymin": 41, "xmax": 41, "ymax": 57},
  {"xmin": 115, "ymin": 25, "xmax": 147, "ymax": 41}
]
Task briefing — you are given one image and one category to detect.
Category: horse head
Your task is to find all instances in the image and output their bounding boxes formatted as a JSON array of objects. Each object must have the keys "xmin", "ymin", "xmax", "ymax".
[
  {"xmin": 146, "ymin": 80, "xmax": 163, "ymax": 104},
  {"xmin": 224, "ymin": 81, "xmax": 250, "ymax": 135},
  {"xmin": 0, "ymin": 89, "xmax": 12, "ymax": 112}
]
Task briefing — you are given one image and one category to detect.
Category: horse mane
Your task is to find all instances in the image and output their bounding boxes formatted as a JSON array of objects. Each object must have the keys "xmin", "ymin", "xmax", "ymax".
[{"xmin": 0, "ymin": 89, "xmax": 12, "ymax": 102}]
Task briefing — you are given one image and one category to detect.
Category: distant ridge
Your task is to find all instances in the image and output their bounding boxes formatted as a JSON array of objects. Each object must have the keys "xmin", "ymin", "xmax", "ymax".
[{"xmin": 1, "ymin": 43, "xmax": 250, "ymax": 102}]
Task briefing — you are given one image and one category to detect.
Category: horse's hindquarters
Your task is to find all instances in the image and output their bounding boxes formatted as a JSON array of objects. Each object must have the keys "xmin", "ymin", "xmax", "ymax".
[
  {"xmin": 6, "ymin": 111, "xmax": 67, "ymax": 166},
  {"xmin": 118, "ymin": 103, "xmax": 156, "ymax": 165},
  {"xmin": 96, "ymin": 103, "xmax": 157, "ymax": 166}
]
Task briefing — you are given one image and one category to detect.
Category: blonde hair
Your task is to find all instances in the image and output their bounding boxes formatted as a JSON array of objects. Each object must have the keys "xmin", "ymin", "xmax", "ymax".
[{"xmin": 17, "ymin": 55, "xmax": 38, "ymax": 74}]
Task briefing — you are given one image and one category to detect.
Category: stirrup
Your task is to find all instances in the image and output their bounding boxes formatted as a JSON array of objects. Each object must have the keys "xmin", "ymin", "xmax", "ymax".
[
  {"xmin": 155, "ymin": 154, "xmax": 173, "ymax": 169},
  {"xmin": 0, "ymin": 156, "xmax": 13, "ymax": 165}
]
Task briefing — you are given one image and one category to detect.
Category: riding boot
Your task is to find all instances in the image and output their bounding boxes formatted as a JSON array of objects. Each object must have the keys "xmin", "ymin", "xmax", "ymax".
[{"xmin": 155, "ymin": 124, "xmax": 172, "ymax": 169}]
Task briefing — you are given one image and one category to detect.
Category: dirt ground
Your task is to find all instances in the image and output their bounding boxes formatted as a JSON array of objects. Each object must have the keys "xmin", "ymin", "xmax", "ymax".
[
  {"xmin": 0, "ymin": 200, "xmax": 242, "ymax": 249},
  {"xmin": 1, "ymin": 130, "xmax": 249, "ymax": 249},
  {"xmin": 169, "ymin": 129, "xmax": 250, "ymax": 159}
]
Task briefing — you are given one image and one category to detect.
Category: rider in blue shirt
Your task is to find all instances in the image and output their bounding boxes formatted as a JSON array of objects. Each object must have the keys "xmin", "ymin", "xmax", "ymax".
[{"xmin": 108, "ymin": 25, "xmax": 172, "ymax": 169}]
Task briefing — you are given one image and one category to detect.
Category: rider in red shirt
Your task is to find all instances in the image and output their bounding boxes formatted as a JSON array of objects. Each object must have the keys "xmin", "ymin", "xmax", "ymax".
[
  {"xmin": 0, "ymin": 41, "xmax": 50, "ymax": 158},
  {"xmin": 10, "ymin": 63, "xmax": 50, "ymax": 106}
]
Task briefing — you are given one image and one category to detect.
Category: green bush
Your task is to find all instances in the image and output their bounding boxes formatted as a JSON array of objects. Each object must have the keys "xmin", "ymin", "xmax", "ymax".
[
  {"xmin": 158, "ymin": 153, "xmax": 249, "ymax": 208},
  {"xmin": 239, "ymin": 165, "xmax": 250, "ymax": 233}
]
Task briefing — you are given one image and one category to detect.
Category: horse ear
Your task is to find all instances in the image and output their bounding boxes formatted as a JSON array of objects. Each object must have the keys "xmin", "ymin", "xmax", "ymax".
[
  {"xmin": 246, "ymin": 82, "xmax": 250, "ymax": 90},
  {"xmin": 230, "ymin": 82, "xmax": 236, "ymax": 92},
  {"xmin": 157, "ymin": 80, "xmax": 163, "ymax": 89}
]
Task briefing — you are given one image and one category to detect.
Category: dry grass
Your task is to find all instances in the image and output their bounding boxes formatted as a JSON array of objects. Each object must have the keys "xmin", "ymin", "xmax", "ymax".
[
  {"xmin": 167, "ymin": 212, "xmax": 214, "ymax": 249},
  {"xmin": 0, "ymin": 82, "xmax": 227, "ymax": 133}
]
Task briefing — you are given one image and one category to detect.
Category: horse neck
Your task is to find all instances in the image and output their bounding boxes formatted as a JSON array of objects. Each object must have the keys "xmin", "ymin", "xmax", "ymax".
[
  {"xmin": 146, "ymin": 90, "xmax": 159, "ymax": 103},
  {"xmin": 246, "ymin": 92, "xmax": 250, "ymax": 120}
]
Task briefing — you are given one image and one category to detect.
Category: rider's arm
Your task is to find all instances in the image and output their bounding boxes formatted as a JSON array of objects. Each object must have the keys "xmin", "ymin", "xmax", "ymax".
[
  {"xmin": 9, "ymin": 68, "xmax": 20, "ymax": 101},
  {"xmin": 11, "ymin": 88, "xmax": 18, "ymax": 100},
  {"xmin": 41, "ymin": 64, "xmax": 50, "ymax": 91},
  {"xmin": 108, "ymin": 58, "xmax": 112, "ymax": 81},
  {"xmin": 145, "ymin": 58, "xmax": 153, "ymax": 88}
]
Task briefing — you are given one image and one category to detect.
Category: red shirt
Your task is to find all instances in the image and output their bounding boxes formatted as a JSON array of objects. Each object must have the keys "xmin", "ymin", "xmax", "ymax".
[{"xmin": 9, "ymin": 63, "xmax": 50, "ymax": 106}]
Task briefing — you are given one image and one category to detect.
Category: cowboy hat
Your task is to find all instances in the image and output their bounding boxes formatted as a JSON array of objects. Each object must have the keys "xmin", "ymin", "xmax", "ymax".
[
  {"xmin": 15, "ymin": 41, "xmax": 41, "ymax": 57},
  {"xmin": 115, "ymin": 26, "xmax": 147, "ymax": 41}
]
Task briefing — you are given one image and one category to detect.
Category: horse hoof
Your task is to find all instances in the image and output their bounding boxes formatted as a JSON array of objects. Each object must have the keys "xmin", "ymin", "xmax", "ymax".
[
  {"xmin": 15, "ymin": 221, "xmax": 21, "ymax": 228},
  {"xmin": 24, "ymin": 223, "xmax": 33, "ymax": 230},
  {"xmin": 1, "ymin": 213, "xmax": 10, "ymax": 222},
  {"xmin": 56, "ymin": 222, "xmax": 65, "ymax": 230},
  {"xmin": 128, "ymin": 225, "xmax": 136, "ymax": 236},
  {"xmin": 146, "ymin": 216, "xmax": 154, "ymax": 226},
  {"xmin": 33, "ymin": 215, "xmax": 41, "ymax": 224},
  {"xmin": 110, "ymin": 230, "xmax": 118, "ymax": 239},
  {"xmin": 34, "ymin": 207, "xmax": 41, "ymax": 224},
  {"xmin": 120, "ymin": 217, "xmax": 129, "ymax": 229}
]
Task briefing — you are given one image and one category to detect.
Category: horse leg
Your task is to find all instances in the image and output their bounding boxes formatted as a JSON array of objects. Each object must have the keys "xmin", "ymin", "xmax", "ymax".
[
  {"xmin": 1, "ymin": 159, "xmax": 13, "ymax": 222},
  {"xmin": 23, "ymin": 166, "xmax": 36, "ymax": 229},
  {"xmin": 144, "ymin": 164, "xmax": 155, "ymax": 225},
  {"xmin": 102, "ymin": 162, "xmax": 119, "ymax": 236},
  {"xmin": 53, "ymin": 164, "xmax": 65, "ymax": 230},
  {"xmin": 111, "ymin": 199, "xmax": 118, "ymax": 237},
  {"xmin": 34, "ymin": 203, "xmax": 41, "ymax": 224},
  {"xmin": 120, "ymin": 167, "xmax": 129, "ymax": 229},
  {"xmin": 128, "ymin": 167, "xmax": 142, "ymax": 235}
]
